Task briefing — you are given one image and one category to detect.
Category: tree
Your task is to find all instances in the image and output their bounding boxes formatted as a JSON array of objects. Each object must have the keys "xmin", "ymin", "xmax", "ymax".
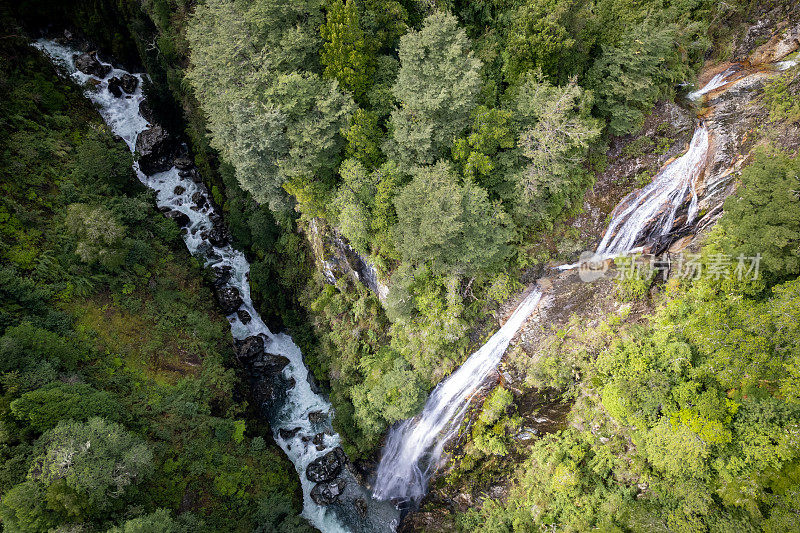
[
  {"xmin": 513, "ymin": 73, "xmax": 600, "ymax": 218},
  {"xmin": 452, "ymin": 106, "xmax": 516, "ymax": 197},
  {"xmin": 107, "ymin": 509, "xmax": 186, "ymax": 533},
  {"xmin": 11, "ymin": 383, "xmax": 123, "ymax": 432},
  {"xmin": 187, "ymin": 0, "xmax": 355, "ymax": 214},
  {"xmin": 65, "ymin": 203, "xmax": 127, "ymax": 269},
  {"xmin": 321, "ymin": 0, "xmax": 372, "ymax": 99},
  {"xmin": 351, "ymin": 348, "xmax": 427, "ymax": 435},
  {"xmin": 393, "ymin": 162, "xmax": 511, "ymax": 275},
  {"xmin": 387, "ymin": 12, "xmax": 482, "ymax": 167},
  {"xmin": 718, "ymin": 147, "xmax": 800, "ymax": 281},
  {"xmin": 502, "ymin": 0, "xmax": 594, "ymax": 85},
  {"xmin": 587, "ymin": 21, "xmax": 698, "ymax": 135},
  {"xmin": 27, "ymin": 418, "xmax": 152, "ymax": 517},
  {"xmin": 345, "ymin": 109, "xmax": 384, "ymax": 169}
]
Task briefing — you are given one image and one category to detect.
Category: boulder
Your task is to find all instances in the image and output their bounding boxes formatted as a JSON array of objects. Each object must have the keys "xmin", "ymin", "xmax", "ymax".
[
  {"xmin": 306, "ymin": 448, "xmax": 346, "ymax": 483},
  {"xmin": 107, "ymin": 76, "xmax": 123, "ymax": 97},
  {"xmin": 138, "ymin": 101, "xmax": 155, "ymax": 124},
  {"xmin": 163, "ymin": 210, "xmax": 190, "ymax": 228},
  {"xmin": 178, "ymin": 168, "xmax": 202, "ymax": 182},
  {"xmin": 236, "ymin": 309, "xmax": 252, "ymax": 324},
  {"xmin": 313, "ymin": 432, "xmax": 329, "ymax": 451},
  {"xmin": 236, "ymin": 335, "xmax": 264, "ymax": 361},
  {"xmin": 205, "ymin": 225, "xmax": 228, "ymax": 247},
  {"xmin": 135, "ymin": 125, "xmax": 178, "ymax": 175},
  {"xmin": 212, "ymin": 265, "xmax": 232, "ymax": 288},
  {"xmin": 173, "ymin": 154, "xmax": 193, "ymax": 170},
  {"xmin": 73, "ymin": 52, "xmax": 111, "ymax": 77},
  {"xmin": 252, "ymin": 353, "xmax": 290, "ymax": 374},
  {"xmin": 355, "ymin": 498, "xmax": 368, "ymax": 517},
  {"xmin": 308, "ymin": 411, "xmax": 327, "ymax": 424},
  {"xmin": 215, "ymin": 286, "xmax": 243, "ymax": 314},
  {"xmin": 278, "ymin": 427, "xmax": 302, "ymax": 440},
  {"xmin": 120, "ymin": 73, "xmax": 138, "ymax": 93},
  {"xmin": 310, "ymin": 479, "xmax": 346, "ymax": 505},
  {"xmin": 191, "ymin": 191, "xmax": 207, "ymax": 208},
  {"xmin": 173, "ymin": 185, "xmax": 186, "ymax": 195}
]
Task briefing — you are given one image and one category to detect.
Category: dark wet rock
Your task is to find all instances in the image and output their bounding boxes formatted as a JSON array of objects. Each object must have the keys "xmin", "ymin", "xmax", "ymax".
[
  {"xmin": 215, "ymin": 286, "xmax": 242, "ymax": 314},
  {"xmin": 173, "ymin": 154, "xmax": 193, "ymax": 170},
  {"xmin": 191, "ymin": 191, "xmax": 207, "ymax": 208},
  {"xmin": 135, "ymin": 125, "xmax": 178, "ymax": 175},
  {"xmin": 158, "ymin": 205, "xmax": 172, "ymax": 213},
  {"xmin": 285, "ymin": 377, "xmax": 296, "ymax": 390},
  {"xmin": 312, "ymin": 432, "xmax": 326, "ymax": 448},
  {"xmin": 73, "ymin": 52, "xmax": 111, "ymax": 77},
  {"xmin": 355, "ymin": 497, "xmax": 368, "ymax": 518},
  {"xmin": 211, "ymin": 265, "xmax": 232, "ymax": 288},
  {"xmin": 120, "ymin": 73, "xmax": 138, "ymax": 93},
  {"xmin": 163, "ymin": 210, "xmax": 190, "ymax": 228},
  {"xmin": 138, "ymin": 100, "xmax": 155, "ymax": 124},
  {"xmin": 279, "ymin": 427, "xmax": 302, "ymax": 440},
  {"xmin": 178, "ymin": 168, "xmax": 202, "ymax": 183},
  {"xmin": 173, "ymin": 185, "xmax": 186, "ymax": 195},
  {"xmin": 251, "ymin": 353, "xmax": 290, "ymax": 374},
  {"xmin": 252, "ymin": 377, "xmax": 286, "ymax": 412},
  {"xmin": 107, "ymin": 76, "xmax": 123, "ymax": 97},
  {"xmin": 310, "ymin": 479, "xmax": 346, "ymax": 505},
  {"xmin": 308, "ymin": 410, "xmax": 327, "ymax": 424},
  {"xmin": 204, "ymin": 226, "xmax": 228, "ymax": 247},
  {"xmin": 236, "ymin": 335, "xmax": 264, "ymax": 361},
  {"xmin": 306, "ymin": 448, "xmax": 346, "ymax": 483},
  {"xmin": 236, "ymin": 309, "xmax": 251, "ymax": 324}
]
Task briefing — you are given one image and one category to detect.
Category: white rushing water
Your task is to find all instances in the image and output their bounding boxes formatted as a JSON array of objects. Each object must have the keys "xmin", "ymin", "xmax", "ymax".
[
  {"xmin": 373, "ymin": 288, "xmax": 543, "ymax": 501},
  {"xmin": 687, "ymin": 67, "xmax": 738, "ymax": 101},
  {"xmin": 594, "ymin": 125, "xmax": 709, "ymax": 256},
  {"xmin": 33, "ymin": 38, "xmax": 398, "ymax": 533}
]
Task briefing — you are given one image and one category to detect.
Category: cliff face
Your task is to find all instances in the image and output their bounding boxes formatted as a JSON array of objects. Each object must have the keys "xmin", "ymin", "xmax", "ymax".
[{"xmin": 305, "ymin": 217, "xmax": 389, "ymax": 300}]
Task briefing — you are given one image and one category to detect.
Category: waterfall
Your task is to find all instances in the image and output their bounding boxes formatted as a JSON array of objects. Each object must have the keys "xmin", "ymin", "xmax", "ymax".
[
  {"xmin": 687, "ymin": 67, "xmax": 738, "ymax": 100},
  {"xmin": 34, "ymin": 38, "xmax": 398, "ymax": 533},
  {"xmin": 372, "ymin": 288, "xmax": 543, "ymax": 502},
  {"xmin": 593, "ymin": 125, "xmax": 709, "ymax": 256}
]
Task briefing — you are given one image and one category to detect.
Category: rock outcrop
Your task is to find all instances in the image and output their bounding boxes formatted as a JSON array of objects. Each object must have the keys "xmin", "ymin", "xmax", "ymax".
[
  {"xmin": 135, "ymin": 125, "xmax": 178, "ymax": 175},
  {"xmin": 310, "ymin": 479, "xmax": 347, "ymax": 505},
  {"xmin": 306, "ymin": 448, "xmax": 347, "ymax": 483},
  {"xmin": 73, "ymin": 52, "xmax": 111, "ymax": 77},
  {"xmin": 215, "ymin": 286, "xmax": 242, "ymax": 314}
]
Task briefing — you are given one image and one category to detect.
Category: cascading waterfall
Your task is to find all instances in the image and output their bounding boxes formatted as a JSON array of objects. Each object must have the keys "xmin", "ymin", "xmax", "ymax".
[
  {"xmin": 687, "ymin": 67, "xmax": 739, "ymax": 100},
  {"xmin": 34, "ymin": 38, "xmax": 399, "ymax": 533},
  {"xmin": 373, "ymin": 62, "xmax": 727, "ymax": 505},
  {"xmin": 372, "ymin": 288, "xmax": 544, "ymax": 502},
  {"xmin": 593, "ymin": 125, "xmax": 709, "ymax": 256}
]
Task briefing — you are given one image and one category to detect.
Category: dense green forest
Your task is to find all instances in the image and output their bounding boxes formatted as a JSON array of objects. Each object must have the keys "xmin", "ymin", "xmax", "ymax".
[
  {"xmin": 2, "ymin": 0, "xmax": 800, "ymax": 531},
  {"xmin": 0, "ymin": 20, "xmax": 311, "ymax": 532}
]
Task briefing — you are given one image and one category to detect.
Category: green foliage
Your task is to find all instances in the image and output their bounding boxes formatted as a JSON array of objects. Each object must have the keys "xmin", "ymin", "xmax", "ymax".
[
  {"xmin": 65, "ymin": 203, "xmax": 127, "ymax": 269},
  {"xmin": 716, "ymin": 147, "xmax": 800, "ymax": 282},
  {"xmin": 321, "ymin": 0, "xmax": 373, "ymax": 99},
  {"xmin": 0, "ymin": 35, "xmax": 306, "ymax": 532},
  {"xmin": 107, "ymin": 509, "xmax": 186, "ymax": 533},
  {"xmin": 762, "ymin": 65, "xmax": 800, "ymax": 123},
  {"xmin": 513, "ymin": 73, "xmax": 601, "ymax": 214},
  {"xmin": 11, "ymin": 383, "xmax": 123, "ymax": 432},
  {"xmin": 345, "ymin": 109, "xmax": 384, "ymax": 170},
  {"xmin": 587, "ymin": 20, "xmax": 703, "ymax": 135},
  {"xmin": 387, "ymin": 12, "xmax": 482, "ymax": 167},
  {"xmin": 393, "ymin": 162, "xmax": 512, "ymax": 275},
  {"xmin": 613, "ymin": 255, "xmax": 656, "ymax": 301},
  {"xmin": 29, "ymin": 418, "xmax": 152, "ymax": 516},
  {"xmin": 351, "ymin": 348, "xmax": 427, "ymax": 434},
  {"xmin": 502, "ymin": 0, "xmax": 594, "ymax": 84}
]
